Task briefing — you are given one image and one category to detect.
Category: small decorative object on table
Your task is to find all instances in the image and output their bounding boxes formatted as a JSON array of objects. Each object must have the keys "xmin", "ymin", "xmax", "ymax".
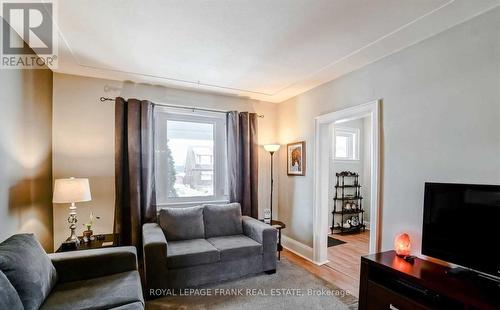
[
  {"xmin": 263, "ymin": 209, "xmax": 271, "ymax": 224},
  {"xmin": 82, "ymin": 212, "xmax": 100, "ymax": 243},
  {"xmin": 394, "ymin": 233, "xmax": 415, "ymax": 262}
]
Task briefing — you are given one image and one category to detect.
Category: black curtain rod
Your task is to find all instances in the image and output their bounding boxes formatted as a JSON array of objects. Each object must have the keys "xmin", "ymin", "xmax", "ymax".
[{"xmin": 99, "ymin": 97, "xmax": 264, "ymax": 118}]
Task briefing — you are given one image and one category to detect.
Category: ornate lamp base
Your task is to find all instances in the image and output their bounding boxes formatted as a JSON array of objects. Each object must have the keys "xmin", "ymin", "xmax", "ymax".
[{"xmin": 67, "ymin": 202, "xmax": 80, "ymax": 246}]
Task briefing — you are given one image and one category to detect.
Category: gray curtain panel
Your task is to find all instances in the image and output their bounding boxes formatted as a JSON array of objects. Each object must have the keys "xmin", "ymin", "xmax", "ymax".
[
  {"xmin": 227, "ymin": 111, "xmax": 259, "ymax": 218},
  {"xmin": 114, "ymin": 97, "xmax": 156, "ymax": 249}
]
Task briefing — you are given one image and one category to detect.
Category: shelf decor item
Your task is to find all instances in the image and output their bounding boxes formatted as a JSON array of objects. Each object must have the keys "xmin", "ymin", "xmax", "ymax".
[
  {"xmin": 53, "ymin": 177, "xmax": 92, "ymax": 246},
  {"xmin": 342, "ymin": 219, "xmax": 351, "ymax": 229},
  {"xmin": 331, "ymin": 171, "xmax": 365, "ymax": 234},
  {"xmin": 82, "ymin": 211, "xmax": 100, "ymax": 243}
]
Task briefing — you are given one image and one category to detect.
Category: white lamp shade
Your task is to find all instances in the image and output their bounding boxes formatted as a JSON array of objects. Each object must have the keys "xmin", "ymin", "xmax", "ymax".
[
  {"xmin": 264, "ymin": 144, "xmax": 281, "ymax": 153},
  {"xmin": 53, "ymin": 178, "xmax": 91, "ymax": 203}
]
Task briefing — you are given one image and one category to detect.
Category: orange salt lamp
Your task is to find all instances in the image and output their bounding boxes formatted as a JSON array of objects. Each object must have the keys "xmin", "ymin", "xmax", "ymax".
[{"xmin": 394, "ymin": 233, "xmax": 411, "ymax": 257}]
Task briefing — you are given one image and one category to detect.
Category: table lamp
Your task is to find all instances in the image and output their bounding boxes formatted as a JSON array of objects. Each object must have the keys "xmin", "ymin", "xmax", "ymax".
[
  {"xmin": 264, "ymin": 144, "xmax": 280, "ymax": 223},
  {"xmin": 53, "ymin": 177, "xmax": 91, "ymax": 245}
]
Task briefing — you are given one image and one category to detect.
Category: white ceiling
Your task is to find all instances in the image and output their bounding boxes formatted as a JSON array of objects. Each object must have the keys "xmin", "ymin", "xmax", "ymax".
[{"xmin": 47, "ymin": 0, "xmax": 500, "ymax": 102}]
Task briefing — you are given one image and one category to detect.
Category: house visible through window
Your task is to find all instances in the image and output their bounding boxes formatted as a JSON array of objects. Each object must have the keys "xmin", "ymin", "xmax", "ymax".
[
  {"xmin": 333, "ymin": 127, "xmax": 359, "ymax": 161},
  {"xmin": 154, "ymin": 107, "xmax": 227, "ymax": 206}
]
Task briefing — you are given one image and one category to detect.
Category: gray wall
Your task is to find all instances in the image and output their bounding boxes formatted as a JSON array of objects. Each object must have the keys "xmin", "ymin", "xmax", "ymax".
[
  {"xmin": 52, "ymin": 73, "xmax": 278, "ymax": 249},
  {"xmin": 0, "ymin": 67, "xmax": 53, "ymax": 252},
  {"xmin": 277, "ymin": 7, "xmax": 500, "ymax": 254}
]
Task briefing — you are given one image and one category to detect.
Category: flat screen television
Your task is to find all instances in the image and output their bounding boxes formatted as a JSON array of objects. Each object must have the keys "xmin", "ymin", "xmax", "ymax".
[{"xmin": 422, "ymin": 182, "xmax": 500, "ymax": 279}]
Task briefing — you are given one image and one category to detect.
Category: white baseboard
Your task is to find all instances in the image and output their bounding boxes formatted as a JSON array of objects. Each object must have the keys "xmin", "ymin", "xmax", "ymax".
[
  {"xmin": 281, "ymin": 235, "xmax": 317, "ymax": 263},
  {"xmin": 364, "ymin": 220, "xmax": 370, "ymax": 230}
]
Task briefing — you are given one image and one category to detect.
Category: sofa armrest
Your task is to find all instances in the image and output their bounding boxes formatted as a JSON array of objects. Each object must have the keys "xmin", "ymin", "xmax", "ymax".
[
  {"xmin": 242, "ymin": 216, "xmax": 277, "ymax": 254},
  {"xmin": 143, "ymin": 223, "xmax": 168, "ymax": 291},
  {"xmin": 48, "ymin": 246, "xmax": 137, "ymax": 283}
]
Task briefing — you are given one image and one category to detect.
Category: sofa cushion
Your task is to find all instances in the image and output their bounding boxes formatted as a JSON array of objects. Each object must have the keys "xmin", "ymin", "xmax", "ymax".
[
  {"xmin": 0, "ymin": 270, "xmax": 23, "ymax": 310},
  {"xmin": 40, "ymin": 270, "xmax": 143, "ymax": 310},
  {"xmin": 203, "ymin": 203, "xmax": 243, "ymax": 238},
  {"xmin": 0, "ymin": 234, "xmax": 57, "ymax": 310},
  {"xmin": 159, "ymin": 206, "xmax": 205, "ymax": 241},
  {"xmin": 167, "ymin": 239, "xmax": 220, "ymax": 268},
  {"xmin": 207, "ymin": 235, "xmax": 262, "ymax": 261}
]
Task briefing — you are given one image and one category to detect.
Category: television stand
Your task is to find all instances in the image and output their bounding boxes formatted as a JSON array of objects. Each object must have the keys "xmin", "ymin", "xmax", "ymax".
[
  {"xmin": 446, "ymin": 266, "xmax": 471, "ymax": 276},
  {"xmin": 359, "ymin": 251, "xmax": 498, "ymax": 310},
  {"xmin": 446, "ymin": 266, "xmax": 500, "ymax": 283}
]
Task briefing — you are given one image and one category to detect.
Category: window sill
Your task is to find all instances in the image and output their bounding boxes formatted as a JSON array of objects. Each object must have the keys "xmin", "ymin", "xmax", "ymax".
[
  {"xmin": 333, "ymin": 159, "xmax": 360, "ymax": 162},
  {"xmin": 156, "ymin": 200, "xmax": 230, "ymax": 208}
]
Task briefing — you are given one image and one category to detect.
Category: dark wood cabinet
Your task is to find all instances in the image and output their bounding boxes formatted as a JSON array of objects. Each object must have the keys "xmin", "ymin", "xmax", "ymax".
[
  {"xmin": 364, "ymin": 280, "xmax": 430, "ymax": 310},
  {"xmin": 359, "ymin": 251, "xmax": 499, "ymax": 310}
]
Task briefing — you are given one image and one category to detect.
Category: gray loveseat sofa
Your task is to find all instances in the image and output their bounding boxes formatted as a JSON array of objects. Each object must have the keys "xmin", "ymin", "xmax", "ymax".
[
  {"xmin": 0, "ymin": 234, "xmax": 144, "ymax": 310},
  {"xmin": 143, "ymin": 203, "xmax": 277, "ymax": 295}
]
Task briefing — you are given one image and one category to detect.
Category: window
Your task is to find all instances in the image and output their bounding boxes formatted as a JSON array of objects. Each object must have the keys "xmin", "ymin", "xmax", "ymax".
[
  {"xmin": 198, "ymin": 155, "xmax": 212, "ymax": 165},
  {"xmin": 154, "ymin": 107, "xmax": 227, "ymax": 206},
  {"xmin": 200, "ymin": 171, "xmax": 213, "ymax": 181},
  {"xmin": 333, "ymin": 127, "xmax": 359, "ymax": 161}
]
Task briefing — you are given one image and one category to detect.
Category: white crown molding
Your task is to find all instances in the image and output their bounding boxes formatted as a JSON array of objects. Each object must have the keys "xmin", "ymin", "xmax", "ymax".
[{"xmin": 48, "ymin": 1, "xmax": 500, "ymax": 103}]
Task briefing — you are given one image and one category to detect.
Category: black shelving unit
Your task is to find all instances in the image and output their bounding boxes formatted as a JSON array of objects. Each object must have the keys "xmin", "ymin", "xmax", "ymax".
[{"xmin": 331, "ymin": 171, "xmax": 366, "ymax": 234}]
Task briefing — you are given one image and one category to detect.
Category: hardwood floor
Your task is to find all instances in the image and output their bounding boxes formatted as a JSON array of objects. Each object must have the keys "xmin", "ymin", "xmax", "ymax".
[
  {"xmin": 326, "ymin": 230, "xmax": 370, "ymax": 293},
  {"xmin": 282, "ymin": 249, "xmax": 359, "ymax": 298},
  {"xmin": 281, "ymin": 230, "xmax": 369, "ymax": 298}
]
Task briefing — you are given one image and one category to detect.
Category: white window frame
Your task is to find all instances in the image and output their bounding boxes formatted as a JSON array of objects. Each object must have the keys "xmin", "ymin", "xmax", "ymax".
[
  {"xmin": 154, "ymin": 106, "xmax": 228, "ymax": 207},
  {"xmin": 333, "ymin": 126, "xmax": 360, "ymax": 161}
]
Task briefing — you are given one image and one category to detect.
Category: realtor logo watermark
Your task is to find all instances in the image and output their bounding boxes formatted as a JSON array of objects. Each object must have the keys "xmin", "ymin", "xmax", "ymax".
[{"xmin": 1, "ymin": 0, "xmax": 57, "ymax": 69}]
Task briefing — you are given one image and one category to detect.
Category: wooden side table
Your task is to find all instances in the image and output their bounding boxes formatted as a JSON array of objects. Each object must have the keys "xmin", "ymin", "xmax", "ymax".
[
  {"xmin": 259, "ymin": 219, "xmax": 286, "ymax": 260},
  {"xmin": 55, "ymin": 233, "xmax": 118, "ymax": 253}
]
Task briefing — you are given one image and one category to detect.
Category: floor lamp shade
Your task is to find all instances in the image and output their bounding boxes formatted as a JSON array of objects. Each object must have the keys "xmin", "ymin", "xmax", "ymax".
[
  {"xmin": 264, "ymin": 144, "xmax": 281, "ymax": 153},
  {"xmin": 53, "ymin": 178, "xmax": 92, "ymax": 203}
]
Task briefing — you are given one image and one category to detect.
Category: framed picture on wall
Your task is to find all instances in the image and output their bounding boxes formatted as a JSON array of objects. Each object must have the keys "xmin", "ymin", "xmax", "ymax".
[{"xmin": 287, "ymin": 141, "xmax": 306, "ymax": 176}]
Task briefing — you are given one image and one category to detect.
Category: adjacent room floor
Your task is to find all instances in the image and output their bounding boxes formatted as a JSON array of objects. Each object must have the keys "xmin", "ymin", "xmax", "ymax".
[{"xmin": 326, "ymin": 230, "xmax": 369, "ymax": 294}]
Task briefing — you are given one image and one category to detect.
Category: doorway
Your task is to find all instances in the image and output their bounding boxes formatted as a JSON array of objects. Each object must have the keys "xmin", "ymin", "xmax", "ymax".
[
  {"xmin": 313, "ymin": 100, "xmax": 380, "ymax": 293},
  {"xmin": 326, "ymin": 115, "xmax": 372, "ymax": 293},
  {"xmin": 312, "ymin": 100, "xmax": 380, "ymax": 264}
]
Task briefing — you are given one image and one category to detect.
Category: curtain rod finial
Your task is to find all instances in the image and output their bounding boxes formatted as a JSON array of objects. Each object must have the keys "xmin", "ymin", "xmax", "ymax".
[{"xmin": 100, "ymin": 97, "xmax": 114, "ymax": 102}]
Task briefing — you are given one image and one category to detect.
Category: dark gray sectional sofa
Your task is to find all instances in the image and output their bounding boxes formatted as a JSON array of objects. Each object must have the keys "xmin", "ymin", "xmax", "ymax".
[
  {"xmin": 143, "ymin": 203, "xmax": 277, "ymax": 296},
  {"xmin": 0, "ymin": 234, "xmax": 144, "ymax": 310}
]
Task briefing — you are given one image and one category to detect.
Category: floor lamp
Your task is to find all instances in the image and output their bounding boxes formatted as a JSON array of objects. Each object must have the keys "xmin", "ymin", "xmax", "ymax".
[{"xmin": 264, "ymin": 144, "xmax": 280, "ymax": 223}]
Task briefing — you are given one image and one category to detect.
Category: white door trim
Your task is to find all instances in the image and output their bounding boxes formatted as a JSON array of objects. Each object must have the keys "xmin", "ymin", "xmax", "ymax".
[{"xmin": 312, "ymin": 99, "xmax": 381, "ymax": 264}]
